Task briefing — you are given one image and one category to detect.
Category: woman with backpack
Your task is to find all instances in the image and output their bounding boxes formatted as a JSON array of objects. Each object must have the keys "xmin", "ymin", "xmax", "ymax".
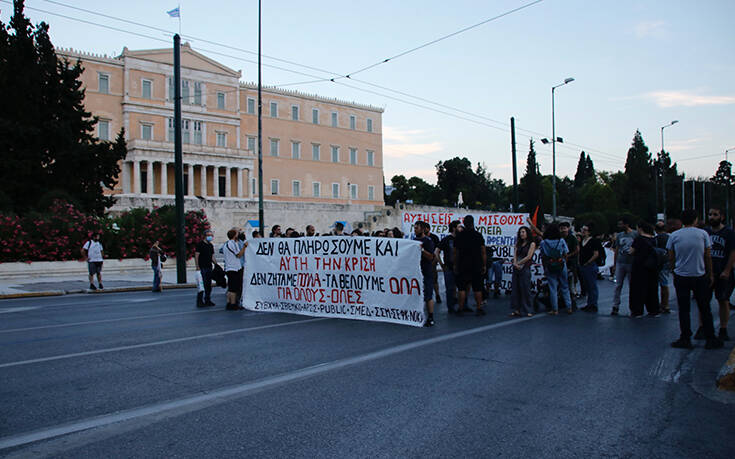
[
  {"xmin": 540, "ymin": 223, "xmax": 573, "ymax": 315},
  {"xmin": 628, "ymin": 221, "xmax": 660, "ymax": 317},
  {"xmin": 510, "ymin": 226, "xmax": 536, "ymax": 317}
]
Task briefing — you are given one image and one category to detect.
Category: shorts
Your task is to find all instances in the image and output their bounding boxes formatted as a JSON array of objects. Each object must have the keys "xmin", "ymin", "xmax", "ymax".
[
  {"xmin": 226, "ymin": 269, "xmax": 243, "ymax": 294},
  {"xmin": 423, "ymin": 271, "xmax": 434, "ymax": 302},
  {"xmin": 457, "ymin": 270, "xmax": 484, "ymax": 292},
  {"xmin": 658, "ymin": 267, "xmax": 670, "ymax": 287},
  {"xmin": 713, "ymin": 276, "xmax": 735, "ymax": 302},
  {"xmin": 88, "ymin": 261, "xmax": 103, "ymax": 275}
]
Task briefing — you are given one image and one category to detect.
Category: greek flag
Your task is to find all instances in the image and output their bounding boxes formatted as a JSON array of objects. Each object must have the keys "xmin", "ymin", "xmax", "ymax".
[{"xmin": 167, "ymin": 7, "xmax": 180, "ymax": 18}]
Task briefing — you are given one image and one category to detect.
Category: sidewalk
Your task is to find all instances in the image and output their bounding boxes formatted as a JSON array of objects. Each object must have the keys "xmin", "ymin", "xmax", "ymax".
[{"xmin": 0, "ymin": 268, "xmax": 197, "ymax": 299}]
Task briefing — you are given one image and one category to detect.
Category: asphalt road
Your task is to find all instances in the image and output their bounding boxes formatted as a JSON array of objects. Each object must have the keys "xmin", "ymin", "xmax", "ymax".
[{"xmin": 1, "ymin": 280, "xmax": 733, "ymax": 458}]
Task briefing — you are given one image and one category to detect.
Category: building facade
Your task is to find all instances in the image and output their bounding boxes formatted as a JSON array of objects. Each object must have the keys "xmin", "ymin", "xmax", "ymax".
[{"xmin": 55, "ymin": 44, "xmax": 384, "ymax": 212}]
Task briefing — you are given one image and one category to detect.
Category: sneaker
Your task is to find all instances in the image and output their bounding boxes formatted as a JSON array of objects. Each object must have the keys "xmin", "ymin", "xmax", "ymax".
[
  {"xmin": 647, "ymin": 313, "xmax": 661, "ymax": 318},
  {"xmin": 475, "ymin": 307, "xmax": 486, "ymax": 316},
  {"xmin": 89, "ymin": 284, "xmax": 97, "ymax": 291},
  {"xmin": 205, "ymin": 300, "xmax": 216, "ymax": 307},
  {"xmin": 98, "ymin": 284, "xmax": 103, "ymax": 290},
  {"xmin": 610, "ymin": 307, "xmax": 619, "ymax": 316},
  {"xmin": 693, "ymin": 327, "xmax": 705, "ymax": 340},
  {"xmin": 587, "ymin": 305, "xmax": 598, "ymax": 313},
  {"xmin": 705, "ymin": 338, "xmax": 724, "ymax": 349},
  {"xmin": 661, "ymin": 306, "xmax": 671, "ymax": 314},
  {"xmin": 719, "ymin": 328, "xmax": 730, "ymax": 341},
  {"xmin": 226, "ymin": 303, "xmax": 240, "ymax": 311},
  {"xmin": 671, "ymin": 338, "xmax": 693, "ymax": 349},
  {"xmin": 424, "ymin": 317, "xmax": 435, "ymax": 327}
]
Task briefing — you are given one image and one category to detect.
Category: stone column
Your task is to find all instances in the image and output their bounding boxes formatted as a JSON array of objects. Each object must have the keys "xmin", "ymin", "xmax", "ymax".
[
  {"xmin": 146, "ymin": 160, "xmax": 154, "ymax": 195},
  {"xmin": 200, "ymin": 164, "xmax": 207, "ymax": 197},
  {"xmin": 122, "ymin": 161, "xmax": 131, "ymax": 193},
  {"xmin": 237, "ymin": 168, "xmax": 243, "ymax": 198},
  {"xmin": 133, "ymin": 160, "xmax": 141, "ymax": 194},
  {"xmin": 187, "ymin": 164, "xmax": 195, "ymax": 196},
  {"xmin": 225, "ymin": 166, "xmax": 232, "ymax": 197},
  {"xmin": 160, "ymin": 161, "xmax": 168, "ymax": 195}
]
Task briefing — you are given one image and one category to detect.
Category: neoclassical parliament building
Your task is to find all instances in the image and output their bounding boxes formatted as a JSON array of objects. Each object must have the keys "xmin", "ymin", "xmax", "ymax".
[{"xmin": 56, "ymin": 44, "xmax": 385, "ymax": 218}]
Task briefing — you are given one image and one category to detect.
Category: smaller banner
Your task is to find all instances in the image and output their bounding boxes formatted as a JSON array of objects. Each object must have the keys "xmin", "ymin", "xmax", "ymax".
[{"xmin": 242, "ymin": 237, "xmax": 426, "ymax": 327}]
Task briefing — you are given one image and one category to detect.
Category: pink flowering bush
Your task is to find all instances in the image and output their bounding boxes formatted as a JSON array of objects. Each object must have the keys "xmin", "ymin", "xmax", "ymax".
[{"xmin": 0, "ymin": 200, "xmax": 209, "ymax": 262}]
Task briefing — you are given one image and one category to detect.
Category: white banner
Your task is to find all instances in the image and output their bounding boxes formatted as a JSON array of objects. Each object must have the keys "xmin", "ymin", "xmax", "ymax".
[
  {"xmin": 401, "ymin": 211, "xmax": 545, "ymax": 292},
  {"xmin": 243, "ymin": 236, "xmax": 426, "ymax": 327}
]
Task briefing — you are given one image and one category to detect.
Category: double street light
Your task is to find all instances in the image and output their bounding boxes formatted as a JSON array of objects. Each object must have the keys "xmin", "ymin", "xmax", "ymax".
[
  {"xmin": 658, "ymin": 120, "xmax": 679, "ymax": 221},
  {"xmin": 542, "ymin": 77, "xmax": 575, "ymax": 220}
]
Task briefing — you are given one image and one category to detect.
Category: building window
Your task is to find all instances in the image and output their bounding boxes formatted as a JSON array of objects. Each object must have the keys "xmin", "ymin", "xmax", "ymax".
[
  {"xmin": 194, "ymin": 82, "xmax": 202, "ymax": 105},
  {"xmin": 218, "ymin": 172, "xmax": 226, "ymax": 197},
  {"xmin": 141, "ymin": 124, "xmax": 152, "ymax": 140},
  {"xmin": 141, "ymin": 168, "xmax": 147, "ymax": 193},
  {"xmin": 251, "ymin": 178, "xmax": 257, "ymax": 195},
  {"xmin": 247, "ymin": 98, "xmax": 255, "ymax": 114},
  {"xmin": 217, "ymin": 92, "xmax": 225, "ymax": 110},
  {"xmin": 331, "ymin": 146, "xmax": 339, "ymax": 163},
  {"xmin": 291, "ymin": 141, "xmax": 300, "ymax": 159},
  {"xmin": 167, "ymin": 77, "xmax": 174, "ymax": 101},
  {"xmin": 182, "ymin": 80, "xmax": 190, "ymax": 104},
  {"xmin": 312, "ymin": 144, "xmax": 320, "ymax": 161},
  {"xmin": 350, "ymin": 184, "xmax": 358, "ymax": 199},
  {"xmin": 216, "ymin": 131, "xmax": 227, "ymax": 148},
  {"xmin": 247, "ymin": 136, "xmax": 256, "ymax": 152},
  {"xmin": 332, "ymin": 183, "xmax": 340, "ymax": 199},
  {"xmin": 271, "ymin": 179, "xmax": 279, "ymax": 195},
  {"xmin": 182, "ymin": 119, "xmax": 190, "ymax": 144},
  {"xmin": 184, "ymin": 171, "xmax": 189, "ymax": 195},
  {"xmin": 349, "ymin": 115, "xmax": 356, "ymax": 130},
  {"xmin": 98, "ymin": 120, "xmax": 110, "ymax": 141},
  {"xmin": 313, "ymin": 182, "xmax": 320, "ymax": 197},
  {"xmin": 270, "ymin": 102, "xmax": 278, "ymax": 118},
  {"xmin": 292, "ymin": 180, "xmax": 301, "ymax": 197},
  {"xmin": 367, "ymin": 118, "xmax": 373, "ymax": 133},
  {"xmin": 98, "ymin": 73, "xmax": 109, "ymax": 94},
  {"xmin": 368, "ymin": 185, "xmax": 375, "ymax": 201},
  {"xmin": 270, "ymin": 139, "xmax": 279, "ymax": 156},
  {"xmin": 193, "ymin": 121, "xmax": 202, "ymax": 145},
  {"xmin": 291, "ymin": 105, "xmax": 299, "ymax": 121},
  {"xmin": 367, "ymin": 150, "xmax": 374, "ymax": 167},
  {"xmin": 312, "ymin": 108, "xmax": 319, "ymax": 124},
  {"xmin": 349, "ymin": 148, "xmax": 357, "ymax": 165},
  {"xmin": 167, "ymin": 118, "xmax": 174, "ymax": 141},
  {"xmin": 142, "ymin": 79, "xmax": 152, "ymax": 99},
  {"xmin": 331, "ymin": 111, "xmax": 338, "ymax": 127}
]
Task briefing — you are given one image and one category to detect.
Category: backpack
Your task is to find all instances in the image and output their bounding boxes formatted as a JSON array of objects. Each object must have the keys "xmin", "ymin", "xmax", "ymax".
[{"xmin": 544, "ymin": 240, "xmax": 565, "ymax": 274}]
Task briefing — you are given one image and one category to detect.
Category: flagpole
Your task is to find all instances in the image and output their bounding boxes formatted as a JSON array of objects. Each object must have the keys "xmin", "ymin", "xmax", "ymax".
[{"xmin": 178, "ymin": 4, "xmax": 181, "ymax": 35}]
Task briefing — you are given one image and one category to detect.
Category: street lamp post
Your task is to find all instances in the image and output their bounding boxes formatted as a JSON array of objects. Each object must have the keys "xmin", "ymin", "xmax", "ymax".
[
  {"xmin": 659, "ymin": 120, "xmax": 679, "ymax": 221},
  {"xmin": 551, "ymin": 77, "xmax": 574, "ymax": 220}
]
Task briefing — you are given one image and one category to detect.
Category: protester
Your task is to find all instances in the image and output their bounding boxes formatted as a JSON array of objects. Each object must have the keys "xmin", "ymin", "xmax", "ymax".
[
  {"xmin": 149, "ymin": 240, "xmax": 166, "ymax": 293},
  {"xmin": 539, "ymin": 223, "xmax": 572, "ymax": 315},
  {"xmin": 510, "ymin": 226, "xmax": 536, "ymax": 317},
  {"xmin": 454, "ymin": 215, "xmax": 487, "ymax": 315},
  {"xmin": 579, "ymin": 224, "xmax": 603, "ymax": 313},
  {"xmin": 560, "ymin": 222, "xmax": 580, "ymax": 298},
  {"xmin": 486, "ymin": 245, "xmax": 504, "ymax": 299},
  {"xmin": 252, "ymin": 230, "xmax": 262, "ymax": 238},
  {"xmin": 333, "ymin": 222, "xmax": 346, "ymax": 235},
  {"xmin": 654, "ymin": 221, "xmax": 672, "ymax": 314},
  {"xmin": 427, "ymin": 227, "xmax": 442, "ymax": 303},
  {"xmin": 628, "ymin": 221, "xmax": 660, "ymax": 317},
  {"xmin": 222, "ymin": 228, "xmax": 246, "ymax": 310},
  {"xmin": 667, "ymin": 209, "xmax": 723, "ymax": 349},
  {"xmin": 392, "ymin": 227, "xmax": 404, "ymax": 239},
  {"xmin": 237, "ymin": 230, "xmax": 247, "ymax": 304},
  {"xmin": 305, "ymin": 225, "xmax": 316, "ymax": 237},
  {"xmin": 81, "ymin": 232, "xmax": 104, "ymax": 290},
  {"xmin": 195, "ymin": 229, "xmax": 217, "ymax": 307},
  {"xmin": 611, "ymin": 216, "xmax": 637, "ymax": 316},
  {"xmin": 414, "ymin": 221, "xmax": 435, "ymax": 326},
  {"xmin": 703, "ymin": 207, "xmax": 734, "ymax": 341},
  {"xmin": 436, "ymin": 220, "xmax": 460, "ymax": 313}
]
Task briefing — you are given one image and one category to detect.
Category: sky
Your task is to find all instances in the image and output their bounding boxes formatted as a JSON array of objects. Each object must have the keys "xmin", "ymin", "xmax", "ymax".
[{"xmin": 3, "ymin": 0, "xmax": 734, "ymax": 186}]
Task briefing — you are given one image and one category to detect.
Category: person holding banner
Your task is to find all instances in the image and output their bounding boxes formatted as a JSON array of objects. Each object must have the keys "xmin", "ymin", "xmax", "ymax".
[
  {"xmin": 454, "ymin": 215, "xmax": 487, "ymax": 316},
  {"xmin": 540, "ymin": 223, "xmax": 573, "ymax": 315},
  {"xmin": 510, "ymin": 226, "xmax": 536, "ymax": 317},
  {"xmin": 223, "ymin": 228, "xmax": 246, "ymax": 310},
  {"xmin": 414, "ymin": 221, "xmax": 436, "ymax": 326},
  {"xmin": 436, "ymin": 220, "xmax": 461, "ymax": 313}
]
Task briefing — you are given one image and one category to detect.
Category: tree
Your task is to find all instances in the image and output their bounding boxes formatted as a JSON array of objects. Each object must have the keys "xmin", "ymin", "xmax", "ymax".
[
  {"xmin": 711, "ymin": 160, "xmax": 734, "ymax": 224},
  {"xmin": 623, "ymin": 130, "xmax": 655, "ymax": 220},
  {"xmin": 0, "ymin": 1, "xmax": 127, "ymax": 216},
  {"xmin": 574, "ymin": 151, "xmax": 595, "ymax": 188},
  {"xmin": 436, "ymin": 157, "xmax": 476, "ymax": 206},
  {"xmin": 519, "ymin": 139, "xmax": 542, "ymax": 213}
]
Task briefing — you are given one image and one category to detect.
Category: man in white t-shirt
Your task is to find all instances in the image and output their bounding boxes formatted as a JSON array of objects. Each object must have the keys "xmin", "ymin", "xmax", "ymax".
[
  {"xmin": 82, "ymin": 233, "xmax": 104, "ymax": 290},
  {"xmin": 223, "ymin": 228, "xmax": 246, "ymax": 310}
]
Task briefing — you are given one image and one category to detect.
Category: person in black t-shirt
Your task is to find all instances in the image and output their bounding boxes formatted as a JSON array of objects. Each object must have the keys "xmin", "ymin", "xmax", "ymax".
[
  {"xmin": 704, "ymin": 207, "xmax": 735, "ymax": 341},
  {"xmin": 195, "ymin": 229, "xmax": 217, "ymax": 307},
  {"xmin": 415, "ymin": 221, "xmax": 435, "ymax": 327},
  {"xmin": 428, "ymin": 229, "xmax": 442, "ymax": 304},
  {"xmin": 453, "ymin": 215, "xmax": 487, "ymax": 316},
  {"xmin": 579, "ymin": 224, "xmax": 603, "ymax": 313},
  {"xmin": 629, "ymin": 221, "xmax": 660, "ymax": 317},
  {"xmin": 435, "ymin": 220, "xmax": 461, "ymax": 313}
]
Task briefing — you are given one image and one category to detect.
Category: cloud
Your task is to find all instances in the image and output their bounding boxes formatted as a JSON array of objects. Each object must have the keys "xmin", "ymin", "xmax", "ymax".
[
  {"xmin": 643, "ymin": 90, "xmax": 735, "ymax": 108},
  {"xmin": 666, "ymin": 138, "xmax": 706, "ymax": 153},
  {"xmin": 383, "ymin": 125, "xmax": 443, "ymax": 159},
  {"xmin": 634, "ymin": 20, "xmax": 666, "ymax": 38}
]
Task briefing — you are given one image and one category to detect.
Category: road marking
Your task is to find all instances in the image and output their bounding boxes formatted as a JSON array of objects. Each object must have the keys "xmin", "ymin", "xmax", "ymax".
[
  {"xmin": 0, "ymin": 307, "xmax": 40, "ymax": 314},
  {"xmin": 0, "ymin": 314, "xmax": 543, "ymax": 450},
  {"xmin": 0, "ymin": 308, "xmax": 221, "ymax": 334},
  {"xmin": 0, "ymin": 317, "xmax": 329, "ymax": 369}
]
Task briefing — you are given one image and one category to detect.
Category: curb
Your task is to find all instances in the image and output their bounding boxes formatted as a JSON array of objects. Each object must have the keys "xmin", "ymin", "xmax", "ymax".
[
  {"xmin": 716, "ymin": 345, "xmax": 735, "ymax": 392},
  {"xmin": 0, "ymin": 284, "xmax": 196, "ymax": 300}
]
